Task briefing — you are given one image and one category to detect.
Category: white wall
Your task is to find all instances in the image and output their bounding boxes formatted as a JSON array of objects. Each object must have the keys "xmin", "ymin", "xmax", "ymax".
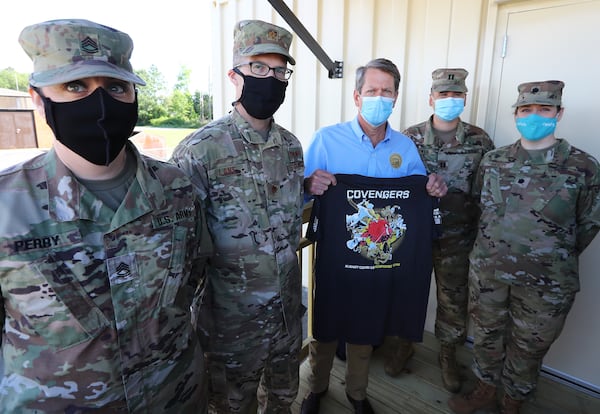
[{"xmin": 210, "ymin": 0, "xmax": 489, "ymax": 148}]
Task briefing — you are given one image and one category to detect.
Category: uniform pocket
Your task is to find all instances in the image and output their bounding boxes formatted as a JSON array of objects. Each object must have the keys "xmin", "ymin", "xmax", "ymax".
[
  {"xmin": 24, "ymin": 253, "xmax": 110, "ymax": 349},
  {"xmin": 480, "ymin": 168, "xmax": 504, "ymax": 209},
  {"xmin": 207, "ymin": 163, "xmax": 253, "ymax": 228},
  {"xmin": 264, "ymin": 145, "xmax": 304, "ymax": 206},
  {"xmin": 437, "ymin": 150, "xmax": 483, "ymax": 193},
  {"xmin": 531, "ymin": 175, "xmax": 577, "ymax": 227},
  {"xmin": 158, "ymin": 225, "xmax": 189, "ymax": 307}
]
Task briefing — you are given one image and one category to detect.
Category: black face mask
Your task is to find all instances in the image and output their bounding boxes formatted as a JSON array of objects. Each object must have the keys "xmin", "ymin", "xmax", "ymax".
[
  {"xmin": 38, "ymin": 87, "xmax": 138, "ymax": 166},
  {"xmin": 233, "ymin": 68, "xmax": 288, "ymax": 119}
]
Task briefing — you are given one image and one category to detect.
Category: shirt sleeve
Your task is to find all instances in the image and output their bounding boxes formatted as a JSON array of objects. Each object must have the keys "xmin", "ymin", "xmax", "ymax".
[
  {"xmin": 471, "ymin": 153, "xmax": 487, "ymax": 210},
  {"xmin": 304, "ymin": 129, "xmax": 328, "ymax": 178},
  {"xmin": 169, "ymin": 143, "xmax": 210, "ymax": 201},
  {"xmin": 0, "ymin": 290, "xmax": 4, "ymax": 344},
  {"xmin": 404, "ymin": 140, "xmax": 427, "ymax": 176},
  {"xmin": 576, "ymin": 160, "xmax": 600, "ymax": 253}
]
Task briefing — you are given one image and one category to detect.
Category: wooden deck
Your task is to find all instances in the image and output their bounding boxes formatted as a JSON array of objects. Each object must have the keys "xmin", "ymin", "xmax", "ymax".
[{"xmin": 291, "ymin": 332, "xmax": 600, "ymax": 414}]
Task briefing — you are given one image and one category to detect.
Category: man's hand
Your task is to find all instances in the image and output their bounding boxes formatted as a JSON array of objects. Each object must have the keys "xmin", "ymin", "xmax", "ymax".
[
  {"xmin": 426, "ymin": 173, "xmax": 447, "ymax": 198},
  {"xmin": 304, "ymin": 169, "xmax": 337, "ymax": 196}
]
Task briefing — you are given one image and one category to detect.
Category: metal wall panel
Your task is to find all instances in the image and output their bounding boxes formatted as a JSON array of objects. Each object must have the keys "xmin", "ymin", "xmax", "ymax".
[{"xmin": 211, "ymin": 0, "xmax": 488, "ymax": 148}]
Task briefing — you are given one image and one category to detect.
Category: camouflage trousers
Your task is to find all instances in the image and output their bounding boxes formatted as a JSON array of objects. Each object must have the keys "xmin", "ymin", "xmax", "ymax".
[
  {"xmin": 205, "ymin": 309, "xmax": 302, "ymax": 414},
  {"xmin": 469, "ymin": 268, "xmax": 575, "ymax": 399},
  {"xmin": 432, "ymin": 232, "xmax": 475, "ymax": 345}
]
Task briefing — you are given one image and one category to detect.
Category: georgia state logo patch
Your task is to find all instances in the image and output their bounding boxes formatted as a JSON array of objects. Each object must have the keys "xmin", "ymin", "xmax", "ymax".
[{"xmin": 389, "ymin": 153, "xmax": 402, "ymax": 169}]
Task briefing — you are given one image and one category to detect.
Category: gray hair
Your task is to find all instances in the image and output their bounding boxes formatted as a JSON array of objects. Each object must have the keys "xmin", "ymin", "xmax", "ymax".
[{"xmin": 355, "ymin": 58, "xmax": 401, "ymax": 93}]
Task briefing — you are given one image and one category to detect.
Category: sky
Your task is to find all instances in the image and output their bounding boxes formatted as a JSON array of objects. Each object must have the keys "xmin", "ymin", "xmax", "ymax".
[{"xmin": 0, "ymin": 0, "xmax": 213, "ymax": 92}]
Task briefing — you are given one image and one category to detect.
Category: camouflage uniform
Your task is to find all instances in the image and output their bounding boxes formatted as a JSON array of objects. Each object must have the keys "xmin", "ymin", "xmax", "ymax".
[
  {"xmin": 170, "ymin": 108, "xmax": 305, "ymax": 413},
  {"xmin": 0, "ymin": 143, "xmax": 210, "ymax": 413},
  {"xmin": 403, "ymin": 117, "xmax": 493, "ymax": 344},
  {"xmin": 469, "ymin": 138, "xmax": 600, "ymax": 399}
]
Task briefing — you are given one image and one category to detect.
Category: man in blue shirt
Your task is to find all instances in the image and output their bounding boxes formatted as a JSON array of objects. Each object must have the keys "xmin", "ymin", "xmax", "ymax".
[
  {"xmin": 304, "ymin": 111, "xmax": 427, "ymax": 179},
  {"xmin": 300, "ymin": 58, "xmax": 447, "ymax": 414}
]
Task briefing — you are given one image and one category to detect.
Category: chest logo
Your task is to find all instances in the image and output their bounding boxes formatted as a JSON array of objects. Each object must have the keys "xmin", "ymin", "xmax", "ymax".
[{"xmin": 389, "ymin": 153, "xmax": 403, "ymax": 169}]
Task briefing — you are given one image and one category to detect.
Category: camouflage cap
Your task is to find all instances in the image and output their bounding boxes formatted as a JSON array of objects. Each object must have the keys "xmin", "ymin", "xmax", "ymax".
[
  {"xmin": 431, "ymin": 68, "xmax": 468, "ymax": 93},
  {"xmin": 19, "ymin": 19, "xmax": 145, "ymax": 87},
  {"xmin": 233, "ymin": 20, "xmax": 295, "ymax": 66},
  {"xmin": 513, "ymin": 80, "xmax": 564, "ymax": 107}
]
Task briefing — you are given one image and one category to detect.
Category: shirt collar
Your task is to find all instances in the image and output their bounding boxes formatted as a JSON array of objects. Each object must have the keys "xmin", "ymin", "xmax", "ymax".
[{"xmin": 351, "ymin": 116, "xmax": 391, "ymax": 143}]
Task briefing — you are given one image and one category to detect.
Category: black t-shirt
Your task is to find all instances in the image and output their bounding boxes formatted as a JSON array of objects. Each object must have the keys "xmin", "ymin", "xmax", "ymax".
[{"xmin": 307, "ymin": 174, "xmax": 441, "ymax": 344}]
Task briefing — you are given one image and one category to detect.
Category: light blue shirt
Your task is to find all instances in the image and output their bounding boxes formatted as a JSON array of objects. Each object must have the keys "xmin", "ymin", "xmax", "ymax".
[{"xmin": 304, "ymin": 117, "xmax": 427, "ymax": 178}]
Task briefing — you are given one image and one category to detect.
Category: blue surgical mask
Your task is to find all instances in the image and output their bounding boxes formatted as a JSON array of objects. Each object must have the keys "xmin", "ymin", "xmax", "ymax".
[
  {"xmin": 516, "ymin": 113, "xmax": 557, "ymax": 141},
  {"xmin": 434, "ymin": 97, "xmax": 465, "ymax": 121},
  {"xmin": 360, "ymin": 96, "xmax": 394, "ymax": 127}
]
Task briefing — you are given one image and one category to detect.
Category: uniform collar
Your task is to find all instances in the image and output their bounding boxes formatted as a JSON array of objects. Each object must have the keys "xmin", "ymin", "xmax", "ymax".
[
  {"xmin": 231, "ymin": 109, "xmax": 282, "ymax": 148},
  {"xmin": 510, "ymin": 138, "xmax": 571, "ymax": 166},
  {"xmin": 423, "ymin": 115, "xmax": 465, "ymax": 145},
  {"xmin": 44, "ymin": 142, "xmax": 160, "ymax": 226}
]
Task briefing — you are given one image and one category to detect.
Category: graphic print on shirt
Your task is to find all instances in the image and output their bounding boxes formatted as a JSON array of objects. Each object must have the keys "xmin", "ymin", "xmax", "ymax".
[{"xmin": 345, "ymin": 197, "xmax": 406, "ymax": 266}]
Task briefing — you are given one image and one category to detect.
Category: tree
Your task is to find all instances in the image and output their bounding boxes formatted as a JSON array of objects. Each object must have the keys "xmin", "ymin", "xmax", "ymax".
[
  {"xmin": 147, "ymin": 65, "xmax": 208, "ymax": 128},
  {"xmin": 135, "ymin": 65, "xmax": 168, "ymax": 125},
  {"xmin": 193, "ymin": 91, "xmax": 213, "ymax": 122},
  {"xmin": 0, "ymin": 68, "xmax": 30, "ymax": 92},
  {"xmin": 162, "ymin": 90, "xmax": 195, "ymax": 127},
  {"xmin": 174, "ymin": 66, "xmax": 192, "ymax": 92}
]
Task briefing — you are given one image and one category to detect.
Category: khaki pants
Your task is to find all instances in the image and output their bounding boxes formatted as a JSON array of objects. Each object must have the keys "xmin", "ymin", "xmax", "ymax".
[{"xmin": 306, "ymin": 339, "xmax": 373, "ymax": 400}]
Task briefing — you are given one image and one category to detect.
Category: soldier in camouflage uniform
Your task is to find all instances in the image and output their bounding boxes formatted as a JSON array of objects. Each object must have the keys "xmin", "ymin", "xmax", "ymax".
[
  {"xmin": 448, "ymin": 80, "xmax": 600, "ymax": 414},
  {"xmin": 170, "ymin": 20, "xmax": 305, "ymax": 414},
  {"xmin": 398, "ymin": 69, "xmax": 494, "ymax": 392},
  {"xmin": 0, "ymin": 19, "xmax": 211, "ymax": 413}
]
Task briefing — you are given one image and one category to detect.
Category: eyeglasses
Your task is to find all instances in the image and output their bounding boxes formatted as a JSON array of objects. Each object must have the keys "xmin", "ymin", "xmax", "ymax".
[{"xmin": 235, "ymin": 61, "xmax": 293, "ymax": 81}]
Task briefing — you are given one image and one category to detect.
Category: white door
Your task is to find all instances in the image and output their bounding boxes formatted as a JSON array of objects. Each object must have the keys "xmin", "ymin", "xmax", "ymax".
[{"xmin": 485, "ymin": 0, "xmax": 600, "ymax": 394}]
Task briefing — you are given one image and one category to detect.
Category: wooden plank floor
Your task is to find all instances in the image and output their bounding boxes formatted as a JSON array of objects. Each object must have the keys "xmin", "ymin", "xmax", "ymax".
[{"xmin": 292, "ymin": 333, "xmax": 600, "ymax": 414}]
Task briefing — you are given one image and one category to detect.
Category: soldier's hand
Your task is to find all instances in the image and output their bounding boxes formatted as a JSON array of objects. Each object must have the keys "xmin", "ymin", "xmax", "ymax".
[
  {"xmin": 426, "ymin": 173, "xmax": 447, "ymax": 198},
  {"xmin": 304, "ymin": 169, "xmax": 336, "ymax": 196}
]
